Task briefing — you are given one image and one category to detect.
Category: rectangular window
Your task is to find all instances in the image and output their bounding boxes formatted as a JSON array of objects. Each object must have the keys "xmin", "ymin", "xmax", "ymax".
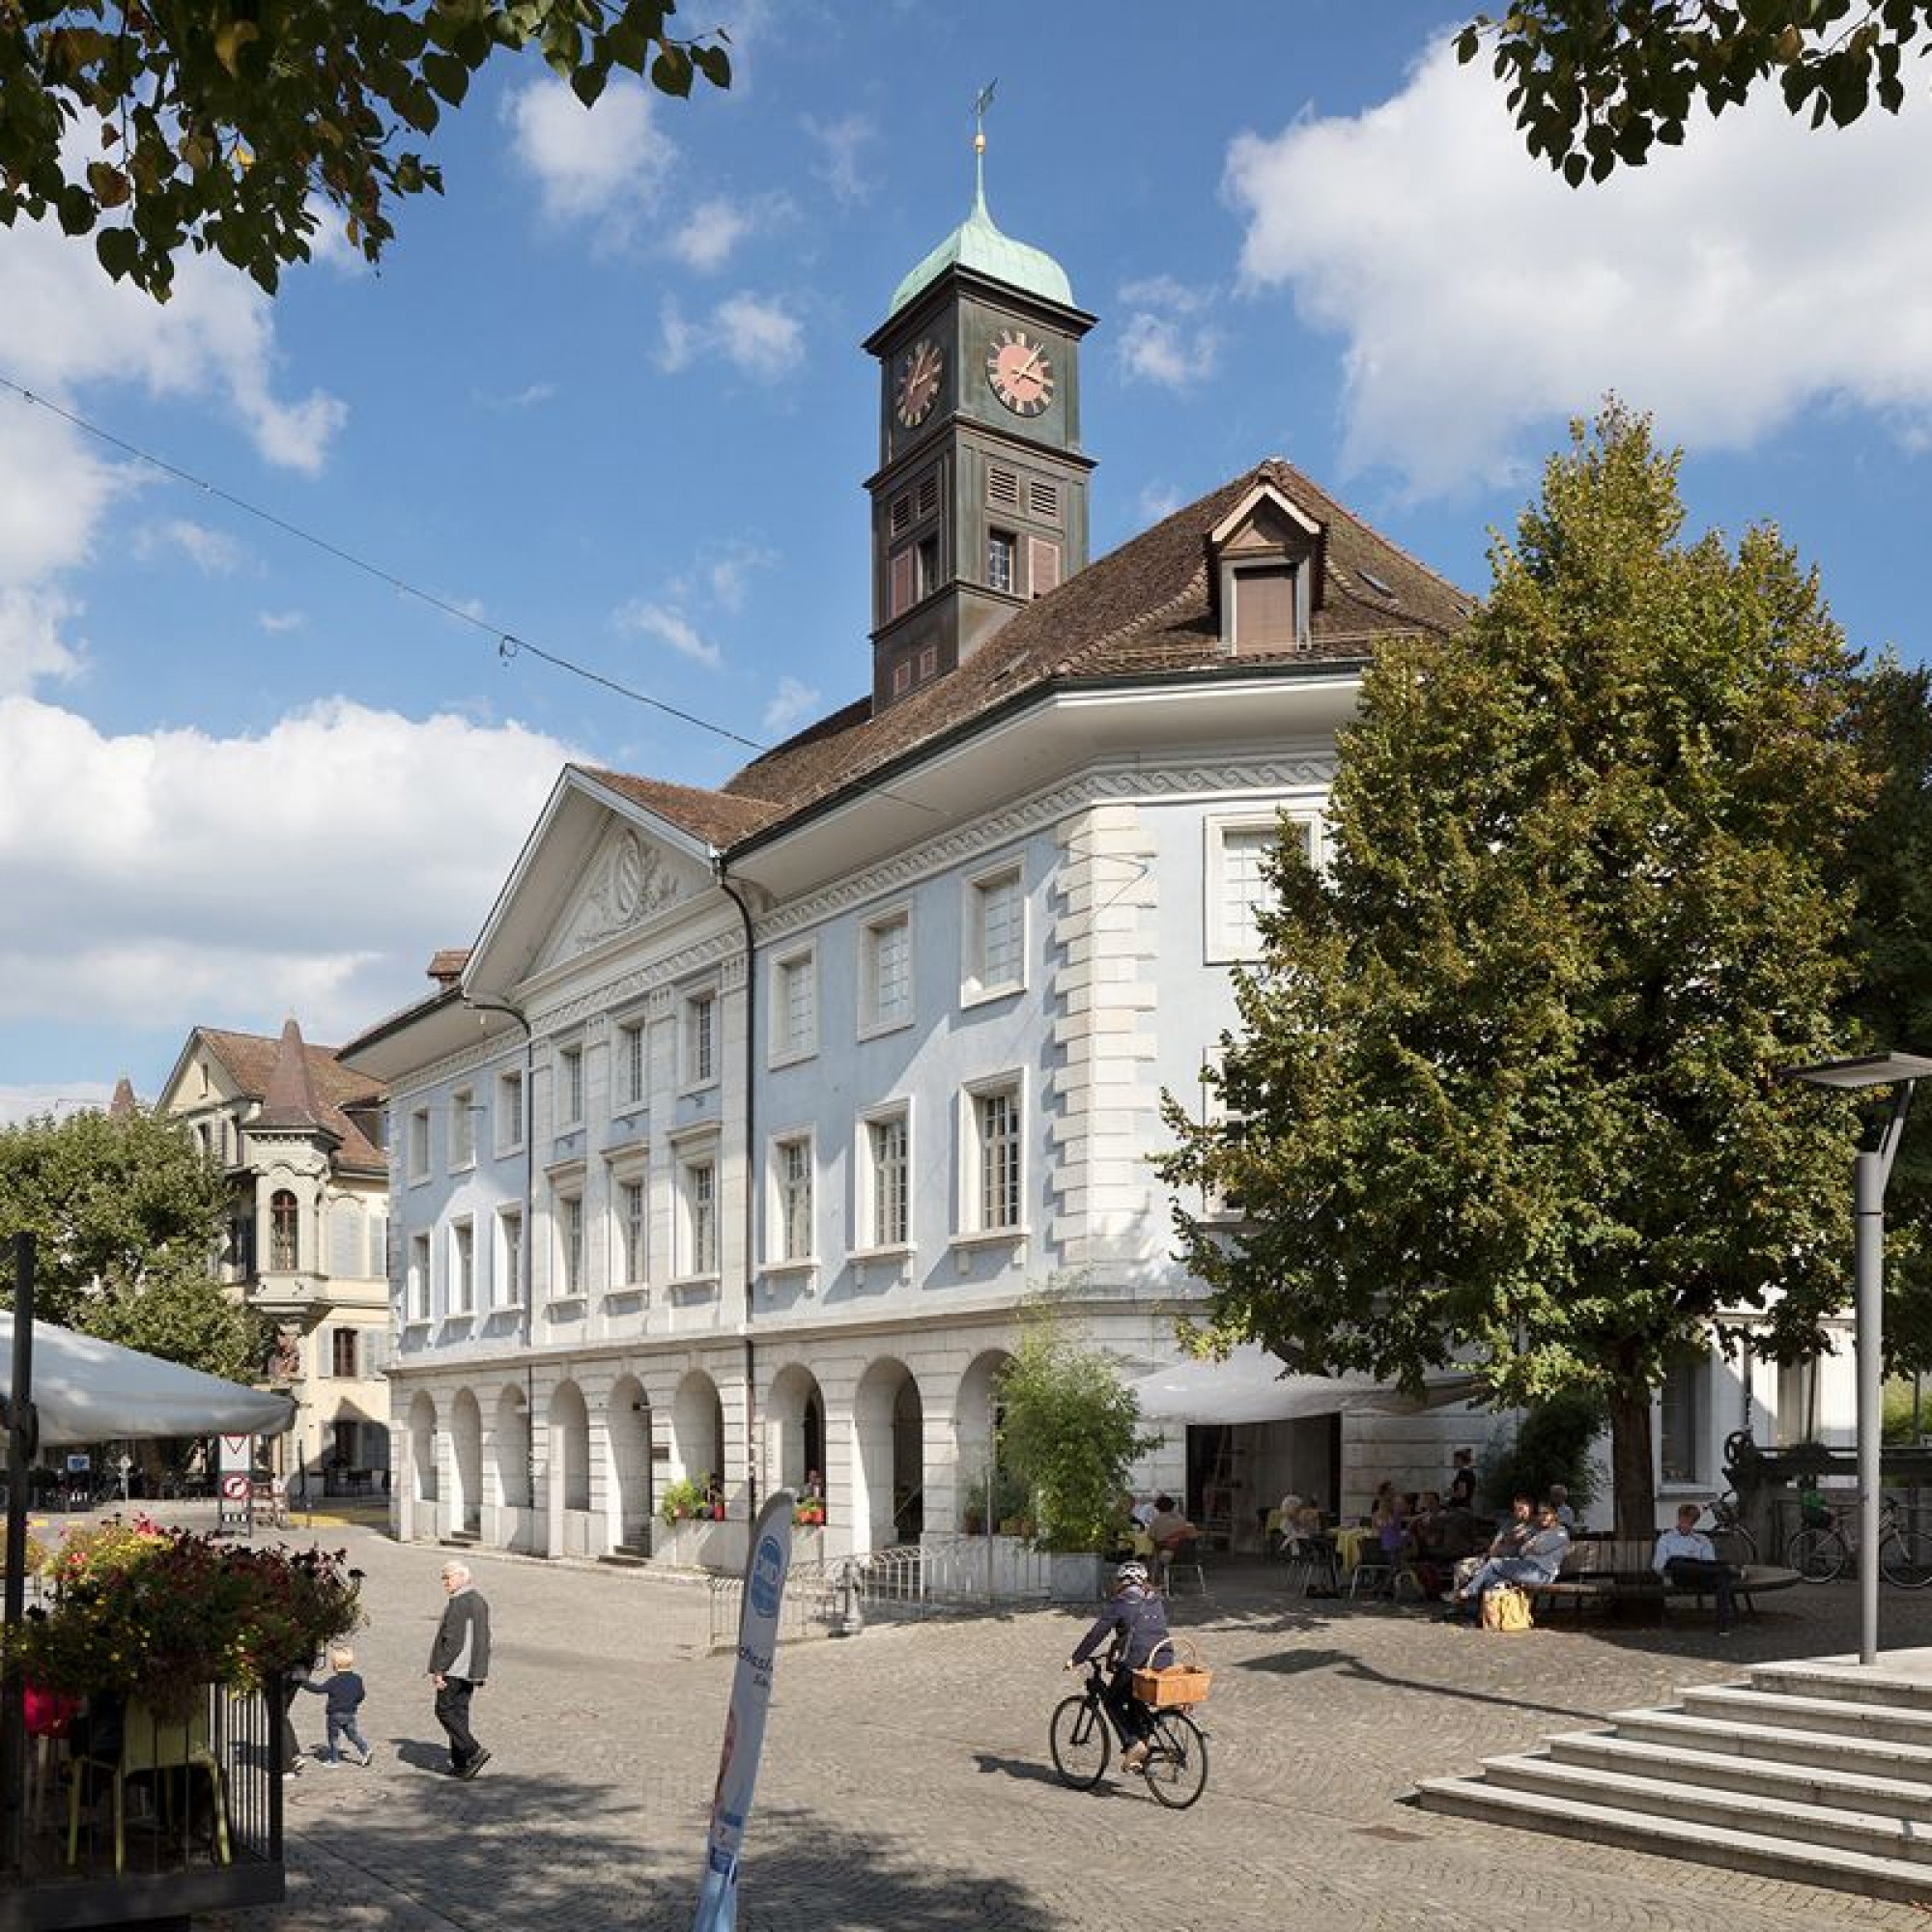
[
  {"xmin": 684, "ymin": 991, "xmax": 718, "ymax": 1088},
  {"xmin": 555, "ymin": 1189, "xmax": 584, "ymax": 1297},
  {"xmin": 772, "ymin": 949, "xmax": 816, "ymax": 1063},
  {"xmin": 1208, "ymin": 814, "xmax": 1314, "ymax": 962},
  {"xmin": 916, "ymin": 532, "xmax": 941, "ymax": 599},
  {"xmin": 450, "ymin": 1218, "xmax": 474, "ymax": 1314},
  {"xmin": 330, "ymin": 1327, "xmax": 358, "ymax": 1378},
  {"xmin": 973, "ymin": 1082, "xmax": 1023, "ymax": 1234},
  {"xmin": 497, "ymin": 1068, "xmax": 526, "ymax": 1154},
  {"xmin": 617, "ymin": 1019, "xmax": 646, "ymax": 1110},
  {"xmin": 450, "ymin": 1086, "xmax": 475, "ymax": 1170},
  {"xmin": 891, "ymin": 657, "xmax": 913, "ymax": 696},
  {"xmin": 1660, "ymin": 1352, "xmax": 1707, "ymax": 1484},
  {"xmin": 1232, "ymin": 562, "xmax": 1299, "ymax": 648},
  {"xmin": 866, "ymin": 1110, "xmax": 910, "ymax": 1249},
  {"xmin": 408, "ymin": 1232, "xmax": 431, "ymax": 1321},
  {"xmin": 862, "ymin": 909, "xmax": 913, "ymax": 1034},
  {"xmin": 1776, "ymin": 1357, "xmax": 1820, "ymax": 1445},
  {"xmin": 987, "ymin": 528, "xmax": 1016, "ymax": 593},
  {"xmin": 1027, "ymin": 535, "xmax": 1062, "ymax": 598},
  {"xmin": 408, "ymin": 1108, "xmax": 430, "ymax": 1183},
  {"xmin": 967, "ymin": 865, "xmax": 1024, "ymax": 1000},
  {"xmin": 618, "ymin": 1176, "xmax": 646, "ymax": 1286},
  {"xmin": 497, "ymin": 1207, "xmax": 524, "ymax": 1308},
  {"xmin": 774, "ymin": 1134, "xmax": 813, "ymax": 1264},
  {"xmin": 682, "ymin": 1157, "xmax": 718, "ymax": 1277},
  {"xmin": 555, "ymin": 1044, "xmax": 583, "ymax": 1130}
]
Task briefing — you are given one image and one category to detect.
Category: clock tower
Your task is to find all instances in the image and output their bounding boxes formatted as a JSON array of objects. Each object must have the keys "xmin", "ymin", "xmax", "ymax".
[{"xmin": 863, "ymin": 117, "xmax": 1096, "ymax": 714}]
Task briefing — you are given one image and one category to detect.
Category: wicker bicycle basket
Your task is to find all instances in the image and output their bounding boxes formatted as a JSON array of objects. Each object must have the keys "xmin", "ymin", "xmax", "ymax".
[{"xmin": 1132, "ymin": 1635, "xmax": 1212, "ymax": 1708}]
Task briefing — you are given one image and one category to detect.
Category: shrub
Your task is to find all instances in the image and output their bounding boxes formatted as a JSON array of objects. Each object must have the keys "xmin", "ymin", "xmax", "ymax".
[{"xmin": 1478, "ymin": 1391, "xmax": 1605, "ymax": 1514}]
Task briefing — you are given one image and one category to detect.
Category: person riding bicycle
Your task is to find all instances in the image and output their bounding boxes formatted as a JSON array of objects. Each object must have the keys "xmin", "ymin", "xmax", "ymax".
[{"xmin": 1065, "ymin": 1560, "xmax": 1169, "ymax": 1773}]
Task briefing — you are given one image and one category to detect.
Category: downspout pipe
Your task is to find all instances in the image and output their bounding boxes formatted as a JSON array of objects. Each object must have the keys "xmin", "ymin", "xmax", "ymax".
[
  {"xmin": 464, "ymin": 994, "xmax": 535, "ymax": 1540},
  {"xmin": 717, "ymin": 869, "xmax": 758, "ymax": 1521}
]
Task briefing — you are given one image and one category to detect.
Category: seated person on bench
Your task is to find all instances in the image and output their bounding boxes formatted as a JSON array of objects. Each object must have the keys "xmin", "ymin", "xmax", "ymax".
[
  {"xmin": 1446, "ymin": 1500, "xmax": 1569, "ymax": 1624},
  {"xmin": 1654, "ymin": 1502, "xmax": 1738, "ymax": 1635}
]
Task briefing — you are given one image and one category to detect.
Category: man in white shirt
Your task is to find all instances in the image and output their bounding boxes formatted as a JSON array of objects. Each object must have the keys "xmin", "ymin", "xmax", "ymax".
[{"xmin": 1654, "ymin": 1503, "xmax": 1737, "ymax": 1634}]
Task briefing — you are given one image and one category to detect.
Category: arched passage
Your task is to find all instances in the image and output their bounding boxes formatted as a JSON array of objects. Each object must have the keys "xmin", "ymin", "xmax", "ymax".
[
  {"xmin": 550, "ymin": 1380, "xmax": 591, "ymax": 1512},
  {"xmin": 608, "ymin": 1374, "xmax": 653, "ymax": 1549},
  {"xmin": 765, "ymin": 1362, "xmax": 827, "ymax": 1499},
  {"xmin": 406, "ymin": 1389, "xmax": 439, "ymax": 1544},
  {"xmin": 853, "ymin": 1357, "xmax": 923, "ymax": 1550},
  {"xmin": 493, "ymin": 1384, "xmax": 531, "ymax": 1509},
  {"xmin": 672, "ymin": 1370, "xmax": 725, "ymax": 1494},
  {"xmin": 451, "ymin": 1388, "xmax": 483, "ymax": 1537}
]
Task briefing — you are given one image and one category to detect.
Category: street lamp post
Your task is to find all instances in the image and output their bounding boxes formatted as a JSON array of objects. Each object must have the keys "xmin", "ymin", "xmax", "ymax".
[{"xmin": 1780, "ymin": 1051, "xmax": 1932, "ymax": 1666}]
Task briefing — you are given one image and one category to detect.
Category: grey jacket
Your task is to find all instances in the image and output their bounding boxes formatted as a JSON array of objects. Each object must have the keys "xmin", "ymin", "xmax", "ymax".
[{"xmin": 429, "ymin": 1586, "xmax": 492, "ymax": 1683}]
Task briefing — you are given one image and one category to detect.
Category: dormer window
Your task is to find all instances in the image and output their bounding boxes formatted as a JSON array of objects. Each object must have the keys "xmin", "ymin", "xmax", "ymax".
[{"xmin": 1208, "ymin": 478, "xmax": 1325, "ymax": 655}]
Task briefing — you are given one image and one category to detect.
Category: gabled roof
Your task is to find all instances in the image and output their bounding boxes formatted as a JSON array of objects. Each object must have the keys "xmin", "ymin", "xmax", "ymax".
[{"xmin": 192, "ymin": 1026, "xmax": 386, "ymax": 1175}]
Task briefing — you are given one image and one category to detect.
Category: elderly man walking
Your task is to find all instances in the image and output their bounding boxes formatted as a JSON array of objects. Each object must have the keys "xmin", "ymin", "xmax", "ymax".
[{"xmin": 428, "ymin": 1560, "xmax": 493, "ymax": 1778}]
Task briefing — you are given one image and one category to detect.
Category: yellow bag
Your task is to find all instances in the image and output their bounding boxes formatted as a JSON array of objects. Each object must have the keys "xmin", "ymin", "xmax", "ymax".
[{"xmin": 1481, "ymin": 1583, "xmax": 1534, "ymax": 1633}]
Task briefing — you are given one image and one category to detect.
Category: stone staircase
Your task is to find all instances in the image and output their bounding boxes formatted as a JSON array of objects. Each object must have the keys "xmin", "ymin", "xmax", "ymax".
[{"xmin": 1415, "ymin": 1651, "xmax": 1932, "ymax": 1904}]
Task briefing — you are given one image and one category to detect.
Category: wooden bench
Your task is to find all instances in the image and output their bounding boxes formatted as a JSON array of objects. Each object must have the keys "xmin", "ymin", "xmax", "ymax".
[{"xmin": 1528, "ymin": 1537, "xmax": 1800, "ymax": 1623}]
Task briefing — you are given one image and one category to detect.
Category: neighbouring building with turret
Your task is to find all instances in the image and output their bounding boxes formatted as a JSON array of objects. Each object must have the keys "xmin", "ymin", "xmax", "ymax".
[{"xmin": 155, "ymin": 1018, "xmax": 392, "ymax": 1486}]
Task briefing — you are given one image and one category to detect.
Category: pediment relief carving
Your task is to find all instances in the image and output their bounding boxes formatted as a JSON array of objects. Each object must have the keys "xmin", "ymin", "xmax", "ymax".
[{"xmin": 543, "ymin": 826, "xmax": 699, "ymax": 969}]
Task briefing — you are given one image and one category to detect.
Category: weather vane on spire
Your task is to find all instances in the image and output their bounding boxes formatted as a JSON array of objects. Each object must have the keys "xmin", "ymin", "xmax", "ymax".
[{"xmin": 973, "ymin": 79, "xmax": 997, "ymax": 206}]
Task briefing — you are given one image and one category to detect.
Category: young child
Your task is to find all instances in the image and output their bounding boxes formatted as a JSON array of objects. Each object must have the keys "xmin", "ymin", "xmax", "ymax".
[{"xmin": 300, "ymin": 1644, "xmax": 371, "ymax": 1766}]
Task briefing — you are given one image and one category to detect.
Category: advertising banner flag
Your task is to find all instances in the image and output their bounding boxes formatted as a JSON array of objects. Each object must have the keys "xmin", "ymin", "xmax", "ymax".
[{"xmin": 691, "ymin": 1488, "xmax": 795, "ymax": 1932}]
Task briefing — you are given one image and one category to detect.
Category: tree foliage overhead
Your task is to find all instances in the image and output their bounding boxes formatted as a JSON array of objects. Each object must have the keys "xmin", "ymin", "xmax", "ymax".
[
  {"xmin": 1459, "ymin": 2, "xmax": 1932, "ymax": 183},
  {"xmin": 0, "ymin": 3, "xmax": 731, "ymax": 300},
  {"xmin": 1158, "ymin": 405, "xmax": 1876, "ymax": 1531},
  {"xmin": 0, "ymin": 1104, "xmax": 257, "ymax": 1379}
]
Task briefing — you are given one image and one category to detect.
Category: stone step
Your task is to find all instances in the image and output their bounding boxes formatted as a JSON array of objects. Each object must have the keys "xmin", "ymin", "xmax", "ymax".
[
  {"xmin": 1681, "ymin": 1682, "xmax": 1932, "ymax": 1748},
  {"xmin": 1608, "ymin": 1705, "xmax": 1932, "ymax": 1786},
  {"xmin": 1747, "ymin": 1657, "xmax": 1932, "ymax": 1716},
  {"xmin": 598, "ymin": 1549, "xmax": 649, "ymax": 1569},
  {"xmin": 1413, "ymin": 1775, "xmax": 1932, "ymax": 1906},
  {"xmin": 1480, "ymin": 1750, "xmax": 1932, "ymax": 1863}
]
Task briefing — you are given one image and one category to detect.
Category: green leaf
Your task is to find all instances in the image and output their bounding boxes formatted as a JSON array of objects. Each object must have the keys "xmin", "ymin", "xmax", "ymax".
[
  {"xmin": 650, "ymin": 44, "xmax": 693, "ymax": 98},
  {"xmin": 95, "ymin": 223, "xmax": 139, "ymax": 279},
  {"xmin": 422, "ymin": 50, "xmax": 470, "ymax": 107},
  {"xmin": 569, "ymin": 64, "xmax": 608, "ymax": 109},
  {"xmin": 56, "ymin": 182, "xmax": 95, "ymax": 235}
]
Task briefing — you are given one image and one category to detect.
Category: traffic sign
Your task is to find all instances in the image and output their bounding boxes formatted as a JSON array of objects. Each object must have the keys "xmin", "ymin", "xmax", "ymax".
[{"xmin": 220, "ymin": 1472, "xmax": 248, "ymax": 1502}]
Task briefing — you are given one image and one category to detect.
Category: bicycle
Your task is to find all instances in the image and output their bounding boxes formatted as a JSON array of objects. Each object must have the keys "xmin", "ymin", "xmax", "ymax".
[
  {"xmin": 1049, "ymin": 1660, "xmax": 1209, "ymax": 1809},
  {"xmin": 1784, "ymin": 1493, "xmax": 1932, "ymax": 1589},
  {"xmin": 1703, "ymin": 1491, "xmax": 1758, "ymax": 1566}
]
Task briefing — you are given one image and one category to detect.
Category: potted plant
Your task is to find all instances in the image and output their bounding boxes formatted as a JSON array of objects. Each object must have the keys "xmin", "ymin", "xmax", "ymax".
[
  {"xmin": 792, "ymin": 1497, "xmax": 825, "ymax": 1527},
  {"xmin": 5, "ymin": 1515, "xmax": 361, "ymax": 1719},
  {"xmin": 658, "ymin": 1477, "xmax": 706, "ymax": 1527}
]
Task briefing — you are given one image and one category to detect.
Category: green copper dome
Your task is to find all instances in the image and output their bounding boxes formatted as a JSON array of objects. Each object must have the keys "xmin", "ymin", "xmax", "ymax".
[{"xmin": 889, "ymin": 182, "xmax": 1074, "ymax": 317}]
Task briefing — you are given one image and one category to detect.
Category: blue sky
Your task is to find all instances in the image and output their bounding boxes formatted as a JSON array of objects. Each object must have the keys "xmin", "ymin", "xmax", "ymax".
[{"xmin": 3, "ymin": 0, "xmax": 1930, "ymax": 1120}]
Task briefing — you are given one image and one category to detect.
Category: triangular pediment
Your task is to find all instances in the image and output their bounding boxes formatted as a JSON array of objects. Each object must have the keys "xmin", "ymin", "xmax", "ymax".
[{"xmin": 533, "ymin": 819, "xmax": 708, "ymax": 974}]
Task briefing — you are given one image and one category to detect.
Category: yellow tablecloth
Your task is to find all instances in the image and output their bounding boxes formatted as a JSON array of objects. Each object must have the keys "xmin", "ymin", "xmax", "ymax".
[{"xmin": 1333, "ymin": 1526, "xmax": 1373, "ymax": 1575}]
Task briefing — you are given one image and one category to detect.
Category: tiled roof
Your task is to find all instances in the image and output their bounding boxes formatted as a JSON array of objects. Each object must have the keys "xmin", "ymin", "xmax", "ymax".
[
  {"xmin": 586, "ymin": 458, "xmax": 1470, "ymax": 852},
  {"xmin": 427, "ymin": 948, "xmax": 471, "ymax": 983},
  {"xmin": 195, "ymin": 1027, "xmax": 386, "ymax": 1175}
]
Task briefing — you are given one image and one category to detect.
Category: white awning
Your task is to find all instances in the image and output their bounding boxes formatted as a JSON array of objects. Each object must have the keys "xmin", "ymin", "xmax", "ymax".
[
  {"xmin": 1126, "ymin": 1345, "xmax": 1484, "ymax": 1427},
  {"xmin": 1, "ymin": 1313, "xmax": 296, "ymax": 1446}
]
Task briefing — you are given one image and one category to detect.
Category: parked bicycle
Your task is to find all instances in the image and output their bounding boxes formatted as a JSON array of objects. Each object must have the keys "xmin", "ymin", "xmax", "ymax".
[
  {"xmin": 1049, "ymin": 1659, "xmax": 1208, "ymax": 1809},
  {"xmin": 1784, "ymin": 1493, "xmax": 1932, "ymax": 1588},
  {"xmin": 1703, "ymin": 1491, "xmax": 1758, "ymax": 1566}
]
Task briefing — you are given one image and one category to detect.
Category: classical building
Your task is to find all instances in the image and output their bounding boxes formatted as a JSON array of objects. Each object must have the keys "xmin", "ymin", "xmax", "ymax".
[
  {"xmin": 339, "ymin": 156, "xmax": 1846, "ymax": 1560},
  {"xmin": 156, "ymin": 1018, "xmax": 392, "ymax": 1484}
]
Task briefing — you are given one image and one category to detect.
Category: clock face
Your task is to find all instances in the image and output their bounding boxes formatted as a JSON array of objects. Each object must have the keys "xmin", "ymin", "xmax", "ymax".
[
  {"xmin": 895, "ymin": 338, "xmax": 944, "ymax": 428},
  {"xmin": 985, "ymin": 327, "xmax": 1055, "ymax": 417}
]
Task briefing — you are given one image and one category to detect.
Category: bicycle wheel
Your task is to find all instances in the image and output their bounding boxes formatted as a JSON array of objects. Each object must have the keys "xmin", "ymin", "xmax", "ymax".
[
  {"xmin": 1785, "ymin": 1525, "xmax": 1848, "ymax": 1583},
  {"xmin": 1142, "ymin": 1709, "xmax": 1208, "ymax": 1810},
  {"xmin": 1881, "ymin": 1525, "xmax": 1932, "ymax": 1590},
  {"xmin": 1049, "ymin": 1693, "xmax": 1109, "ymax": 1789}
]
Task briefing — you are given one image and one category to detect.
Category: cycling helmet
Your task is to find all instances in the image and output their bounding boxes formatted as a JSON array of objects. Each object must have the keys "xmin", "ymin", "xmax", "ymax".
[{"xmin": 1114, "ymin": 1561, "xmax": 1151, "ymax": 1590}]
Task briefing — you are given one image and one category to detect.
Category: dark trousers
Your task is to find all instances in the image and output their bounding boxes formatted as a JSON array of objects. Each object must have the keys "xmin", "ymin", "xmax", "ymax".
[
  {"xmin": 1664, "ymin": 1556, "xmax": 1738, "ymax": 1627},
  {"xmin": 1101, "ymin": 1666, "xmax": 1152, "ymax": 1748},
  {"xmin": 434, "ymin": 1678, "xmax": 480, "ymax": 1769}
]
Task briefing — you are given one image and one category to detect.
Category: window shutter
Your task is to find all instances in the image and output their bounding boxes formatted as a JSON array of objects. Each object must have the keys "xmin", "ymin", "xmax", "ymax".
[
  {"xmin": 1028, "ymin": 477, "xmax": 1058, "ymax": 521},
  {"xmin": 1235, "ymin": 564, "xmax": 1297, "ymax": 647},
  {"xmin": 890, "ymin": 549, "xmax": 915, "ymax": 615},
  {"xmin": 987, "ymin": 465, "xmax": 1019, "ymax": 510},
  {"xmin": 890, "ymin": 493, "xmax": 912, "ymax": 537},
  {"xmin": 917, "ymin": 471, "xmax": 939, "ymax": 519},
  {"xmin": 1027, "ymin": 537, "xmax": 1062, "ymax": 598}
]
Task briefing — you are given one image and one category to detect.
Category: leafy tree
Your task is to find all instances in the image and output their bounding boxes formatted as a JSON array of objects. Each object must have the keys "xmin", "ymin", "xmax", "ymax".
[
  {"xmin": 0, "ymin": 2, "xmax": 730, "ymax": 301},
  {"xmin": 995, "ymin": 1319, "xmax": 1161, "ymax": 1553},
  {"xmin": 1477, "ymin": 1391, "xmax": 1605, "ymax": 1514},
  {"xmin": 1459, "ymin": 2, "xmax": 1932, "ymax": 183},
  {"xmin": 0, "ymin": 1106, "xmax": 254, "ymax": 1378},
  {"xmin": 1158, "ymin": 405, "xmax": 1873, "ymax": 1534}
]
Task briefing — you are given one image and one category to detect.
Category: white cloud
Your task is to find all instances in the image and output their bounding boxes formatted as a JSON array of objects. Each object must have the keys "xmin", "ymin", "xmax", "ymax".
[
  {"xmin": 480, "ymin": 382, "xmax": 558, "ymax": 412},
  {"xmin": 138, "ymin": 519, "xmax": 245, "ymax": 576},
  {"xmin": 701, "ymin": 543, "xmax": 777, "ymax": 613},
  {"xmin": 715, "ymin": 294, "xmax": 804, "ymax": 380},
  {"xmin": 761, "ymin": 676, "xmax": 820, "ymax": 739},
  {"xmin": 670, "ymin": 197, "xmax": 756, "ymax": 271},
  {"xmin": 657, "ymin": 292, "xmax": 803, "ymax": 382},
  {"xmin": 805, "ymin": 113, "xmax": 875, "ymax": 203},
  {"xmin": 1138, "ymin": 483, "xmax": 1184, "ymax": 526},
  {"xmin": 0, "ymin": 695, "xmax": 572, "ymax": 1046},
  {"xmin": 0, "ymin": 588, "xmax": 85, "ymax": 697},
  {"xmin": 257, "ymin": 610, "xmax": 306, "ymax": 634},
  {"xmin": 1120, "ymin": 275, "xmax": 1209, "ymax": 315},
  {"xmin": 1118, "ymin": 311, "xmax": 1220, "ymax": 391},
  {"xmin": 1224, "ymin": 39, "xmax": 1932, "ymax": 495},
  {"xmin": 0, "ymin": 1084, "xmax": 110, "ymax": 1128},
  {"xmin": 612, "ymin": 599, "xmax": 721, "ymax": 668},
  {"xmin": 506, "ymin": 77, "xmax": 676, "ymax": 227}
]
